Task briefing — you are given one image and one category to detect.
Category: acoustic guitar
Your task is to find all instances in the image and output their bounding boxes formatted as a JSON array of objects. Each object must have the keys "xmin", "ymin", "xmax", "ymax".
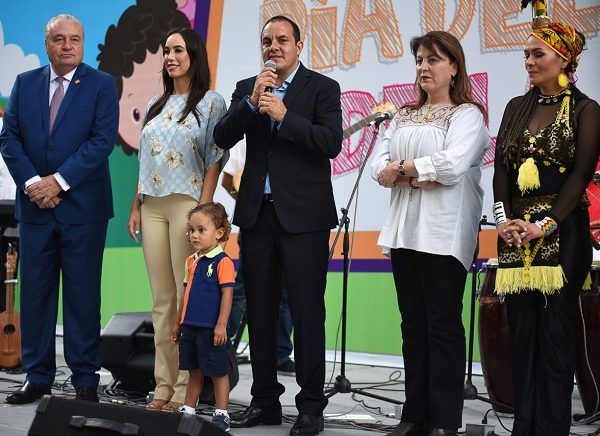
[{"xmin": 0, "ymin": 244, "xmax": 21, "ymax": 369}]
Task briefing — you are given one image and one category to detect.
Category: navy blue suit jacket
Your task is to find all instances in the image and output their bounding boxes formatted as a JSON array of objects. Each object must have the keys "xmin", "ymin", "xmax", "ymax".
[{"xmin": 0, "ymin": 63, "xmax": 118, "ymax": 224}]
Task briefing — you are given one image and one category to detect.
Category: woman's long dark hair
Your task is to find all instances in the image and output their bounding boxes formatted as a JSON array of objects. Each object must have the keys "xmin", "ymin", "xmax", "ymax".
[
  {"xmin": 144, "ymin": 27, "xmax": 211, "ymax": 126},
  {"xmin": 496, "ymin": 87, "xmax": 539, "ymax": 167},
  {"xmin": 497, "ymin": 85, "xmax": 589, "ymax": 167},
  {"xmin": 406, "ymin": 31, "xmax": 488, "ymax": 124}
]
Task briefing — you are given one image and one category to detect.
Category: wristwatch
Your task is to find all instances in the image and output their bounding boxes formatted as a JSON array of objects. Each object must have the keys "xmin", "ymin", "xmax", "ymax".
[{"xmin": 397, "ymin": 160, "xmax": 406, "ymax": 176}]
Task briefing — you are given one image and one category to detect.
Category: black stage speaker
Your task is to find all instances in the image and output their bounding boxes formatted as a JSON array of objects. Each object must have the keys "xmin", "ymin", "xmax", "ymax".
[
  {"xmin": 28, "ymin": 395, "xmax": 227, "ymax": 435},
  {"xmin": 100, "ymin": 312, "xmax": 239, "ymax": 402},
  {"xmin": 100, "ymin": 312, "xmax": 156, "ymax": 393}
]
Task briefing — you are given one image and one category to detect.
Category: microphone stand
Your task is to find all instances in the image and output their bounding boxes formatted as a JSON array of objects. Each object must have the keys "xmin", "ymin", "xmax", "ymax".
[
  {"xmin": 324, "ymin": 119, "xmax": 402, "ymax": 405},
  {"xmin": 463, "ymin": 216, "xmax": 514, "ymax": 412}
]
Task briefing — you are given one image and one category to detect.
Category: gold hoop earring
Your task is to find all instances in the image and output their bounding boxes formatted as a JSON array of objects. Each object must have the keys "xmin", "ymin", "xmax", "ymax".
[{"xmin": 557, "ymin": 72, "xmax": 569, "ymax": 88}]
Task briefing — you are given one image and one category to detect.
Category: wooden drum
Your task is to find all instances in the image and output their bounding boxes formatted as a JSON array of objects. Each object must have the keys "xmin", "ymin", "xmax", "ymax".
[
  {"xmin": 478, "ymin": 260, "xmax": 600, "ymax": 415},
  {"xmin": 575, "ymin": 262, "xmax": 600, "ymax": 415},
  {"xmin": 478, "ymin": 259, "xmax": 514, "ymax": 413}
]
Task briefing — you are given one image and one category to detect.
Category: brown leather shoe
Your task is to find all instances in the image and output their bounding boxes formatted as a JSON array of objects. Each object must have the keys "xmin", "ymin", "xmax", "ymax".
[
  {"xmin": 429, "ymin": 429, "xmax": 458, "ymax": 436},
  {"xmin": 387, "ymin": 421, "xmax": 429, "ymax": 436}
]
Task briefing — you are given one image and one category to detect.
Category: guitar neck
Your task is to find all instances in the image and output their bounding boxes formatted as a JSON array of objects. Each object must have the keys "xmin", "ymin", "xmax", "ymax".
[
  {"xmin": 5, "ymin": 269, "xmax": 14, "ymax": 313},
  {"xmin": 343, "ymin": 113, "xmax": 378, "ymax": 140}
]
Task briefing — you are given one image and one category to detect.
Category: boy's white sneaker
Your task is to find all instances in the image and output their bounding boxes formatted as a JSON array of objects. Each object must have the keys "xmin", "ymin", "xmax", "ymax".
[
  {"xmin": 212, "ymin": 410, "xmax": 231, "ymax": 432},
  {"xmin": 177, "ymin": 405, "xmax": 196, "ymax": 415}
]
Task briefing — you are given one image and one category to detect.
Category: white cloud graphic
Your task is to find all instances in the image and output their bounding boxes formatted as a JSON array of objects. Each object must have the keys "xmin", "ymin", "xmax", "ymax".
[{"xmin": 0, "ymin": 21, "xmax": 41, "ymax": 96}]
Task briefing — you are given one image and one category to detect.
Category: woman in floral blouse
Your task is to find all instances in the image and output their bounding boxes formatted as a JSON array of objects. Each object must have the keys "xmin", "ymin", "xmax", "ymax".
[
  {"xmin": 127, "ymin": 27, "xmax": 226, "ymax": 412},
  {"xmin": 371, "ymin": 31, "xmax": 489, "ymax": 436}
]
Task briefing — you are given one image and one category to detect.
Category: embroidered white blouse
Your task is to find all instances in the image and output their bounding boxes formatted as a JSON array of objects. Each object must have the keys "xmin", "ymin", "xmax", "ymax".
[
  {"xmin": 371, "ymin": 103, "xmax": 490, "ymax": 270},
  {"xmin": 138, "ymin": 91, "xmax": 227, "ymax": 200}
]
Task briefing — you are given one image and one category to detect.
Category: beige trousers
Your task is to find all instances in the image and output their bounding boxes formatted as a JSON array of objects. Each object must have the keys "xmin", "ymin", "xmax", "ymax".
[{"xmin": 141, "ymin": 194, "xmax": 197, "ymax": 403}]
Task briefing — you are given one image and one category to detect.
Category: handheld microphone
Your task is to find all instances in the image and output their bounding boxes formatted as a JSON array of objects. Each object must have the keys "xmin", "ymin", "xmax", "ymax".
[
  {"xmin": 263, "ymin": 60, "xmax": 276, "ymax": 93},
  {"xmin": 371, "ymin": 110, "xmax": 395, "ymax": 126}
]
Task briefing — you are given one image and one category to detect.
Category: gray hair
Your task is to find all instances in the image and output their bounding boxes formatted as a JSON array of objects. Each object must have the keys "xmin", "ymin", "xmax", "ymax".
[{"xmin": 45, "ymin": 14, "xmax": 84, "ymax": 40}]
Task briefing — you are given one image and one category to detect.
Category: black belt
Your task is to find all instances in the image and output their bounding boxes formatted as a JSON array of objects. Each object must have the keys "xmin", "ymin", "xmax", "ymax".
[{"xmin": 263, "ymin": 193, "xmax": 274, "ymax": 202}]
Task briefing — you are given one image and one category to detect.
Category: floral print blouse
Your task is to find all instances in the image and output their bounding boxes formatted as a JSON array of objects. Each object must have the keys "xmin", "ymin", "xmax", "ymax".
[{"xmin": 138, "ymin": 91, "xmax": 227, "ymax": 200}]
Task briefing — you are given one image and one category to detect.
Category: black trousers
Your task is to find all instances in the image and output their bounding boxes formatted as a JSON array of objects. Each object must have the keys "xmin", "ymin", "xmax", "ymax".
[
  {"xmin": 241, "ymin": 200, "xmax": 329, "ymax": 415},
  {"xmin": 390, "ymin": 249, "xmax": 467, "ymax": 429},
  {"xmin": 506, "ymin": 208, "xmax": 591, "ymax": 436}
]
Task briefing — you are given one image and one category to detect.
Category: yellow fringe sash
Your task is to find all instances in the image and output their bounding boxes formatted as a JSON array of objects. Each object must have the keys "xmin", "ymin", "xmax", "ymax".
[
  {"xmin": 496, "ymin": 266, "xmax": 592, "ymax": 295},
  {"xmin": 496, "ymin": 265, "xmax": 565, "ymax": 294}
]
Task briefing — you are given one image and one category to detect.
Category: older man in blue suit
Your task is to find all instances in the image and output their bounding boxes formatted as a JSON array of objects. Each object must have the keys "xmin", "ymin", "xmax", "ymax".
[{"xmin": 0, "ymin": 14, "xmax": 118, "ymax": 404}]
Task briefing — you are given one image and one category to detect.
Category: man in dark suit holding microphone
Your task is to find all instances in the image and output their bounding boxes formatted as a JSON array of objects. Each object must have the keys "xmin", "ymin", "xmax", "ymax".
[
  {"xmin": 0, "ymin": 14, "xmax": 118, "ymax": 404},
  {"xmin": 214, "ymin": 15, "xmax": 342, "ymax": 436}
]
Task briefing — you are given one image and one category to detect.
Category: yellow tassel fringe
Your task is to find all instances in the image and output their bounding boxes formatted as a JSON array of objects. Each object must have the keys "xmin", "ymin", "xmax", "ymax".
[
  {"xmin": 582, "ymin": 273, "xmax": 592, "ymax": 291},
  {"xmin": 517, "ymin": 157, "xmax": 541, "ymax": 193},
  {"xmin": 495, "ymin": 265, "xmax": 565, "ymax": 295}
]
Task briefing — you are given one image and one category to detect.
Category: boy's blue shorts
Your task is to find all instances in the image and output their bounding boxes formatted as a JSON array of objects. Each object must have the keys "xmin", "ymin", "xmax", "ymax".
[{"xmin": 178, "ymin": 325, "xmax": 229, "ymax": 377}]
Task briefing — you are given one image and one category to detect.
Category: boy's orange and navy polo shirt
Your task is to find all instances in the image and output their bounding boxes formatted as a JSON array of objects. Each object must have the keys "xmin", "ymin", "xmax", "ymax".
[{"xmin": 180, "ymin": 246, "xmax": 235, "ymax": 328}]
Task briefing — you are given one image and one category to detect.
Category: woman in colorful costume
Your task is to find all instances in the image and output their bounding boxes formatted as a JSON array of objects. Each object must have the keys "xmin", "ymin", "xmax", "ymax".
[{"xmin": 493, "ymin": 2, "xmax": 600, "ymax": 434}]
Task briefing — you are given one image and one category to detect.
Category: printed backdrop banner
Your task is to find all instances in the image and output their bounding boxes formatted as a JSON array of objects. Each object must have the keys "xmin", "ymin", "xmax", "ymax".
[{"xmin": 1, "ymin": 0, "xmax": 599, "ymax": 250}]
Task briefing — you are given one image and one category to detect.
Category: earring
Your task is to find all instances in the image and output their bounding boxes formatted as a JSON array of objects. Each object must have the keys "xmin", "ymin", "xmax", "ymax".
[
  {"xmin": 557, "ymin": 72, "xmax": 569, "ymax": 88},
  {"xmin": 450, "ymin": 76, "xmax": 455, "ymax": 87}
]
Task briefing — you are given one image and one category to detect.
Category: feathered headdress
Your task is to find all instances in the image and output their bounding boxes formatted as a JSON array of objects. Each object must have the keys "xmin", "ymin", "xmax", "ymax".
[{"xmin": 521, "ymin": 0, "xmax": 550, "ymax": 29}]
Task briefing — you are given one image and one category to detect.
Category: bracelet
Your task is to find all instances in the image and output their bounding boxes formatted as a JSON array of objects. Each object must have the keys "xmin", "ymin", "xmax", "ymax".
[
  {"xmin": 408, "ymin": 177, "xmax": 419, "ymax": 188},
  {"xmin": 534, "ymin": 216, "xmax": 558, "ymax": 236},
  {"xmin": 493, "ymin": 201, "xmax": 507, "ymax": 226}
]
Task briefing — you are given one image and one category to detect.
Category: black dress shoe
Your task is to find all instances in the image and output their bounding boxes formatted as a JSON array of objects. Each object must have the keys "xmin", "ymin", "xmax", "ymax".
[
  {"xmin": 429, "ymin": 429, "xmax": 458, "ymax": 436},
  {"xmin": 230, "ymin": 406, "xmax": 282, "ymax": 428},
  {"xmin": 75, "ymin": 386, "xmax": 99, "ymax": 402},
  {"xmin": 277, "ymin": 359, "xmax": 296, "ymax": 376},
  {"xmin": 387, "ymin": 421, "xmax": 429, "ymax": 436},
  {"xmin": 289, "ymin": 413, "xmax": 324, "ymax": 435},
  {"xmin": 6, "ymin": 381, "xmax": 51, "ymax": 404}
]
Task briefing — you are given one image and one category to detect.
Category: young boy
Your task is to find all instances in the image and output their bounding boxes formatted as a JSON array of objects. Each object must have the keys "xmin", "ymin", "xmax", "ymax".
[{"xmin": 173, "ymin": 202, "xmax": 234, "ymax": 431}]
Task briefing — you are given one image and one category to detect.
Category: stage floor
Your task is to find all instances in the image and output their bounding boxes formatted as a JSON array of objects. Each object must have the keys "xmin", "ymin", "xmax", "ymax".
[{"xmin": 0, "ymin": 338, "xmax": 598, "ymax": 435}]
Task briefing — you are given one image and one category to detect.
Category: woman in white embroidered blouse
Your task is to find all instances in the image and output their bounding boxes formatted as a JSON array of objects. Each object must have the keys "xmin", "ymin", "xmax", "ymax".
[
  {"xmin": 126, "ymin": 28, "xmax": 227, "ymax": 412},
  {"xmin": 371, "ymin": 31, "xmax": 489, "ymax": 436}
]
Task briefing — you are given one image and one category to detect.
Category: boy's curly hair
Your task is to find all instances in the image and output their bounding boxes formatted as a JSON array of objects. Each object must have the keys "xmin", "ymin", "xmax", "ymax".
[{"xmin": 187, "ymin": 202, "xmax": 232, "ymax": 243}]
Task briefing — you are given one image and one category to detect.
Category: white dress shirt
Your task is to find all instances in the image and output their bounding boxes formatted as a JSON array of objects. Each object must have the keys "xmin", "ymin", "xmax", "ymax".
[
  {"xmin": 0, "ymin": 117, "xmax": 17, "ymax": 199},
  {"xmin": 222, "ymin": 138, "xmax": 246, "ymax": 177}
]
